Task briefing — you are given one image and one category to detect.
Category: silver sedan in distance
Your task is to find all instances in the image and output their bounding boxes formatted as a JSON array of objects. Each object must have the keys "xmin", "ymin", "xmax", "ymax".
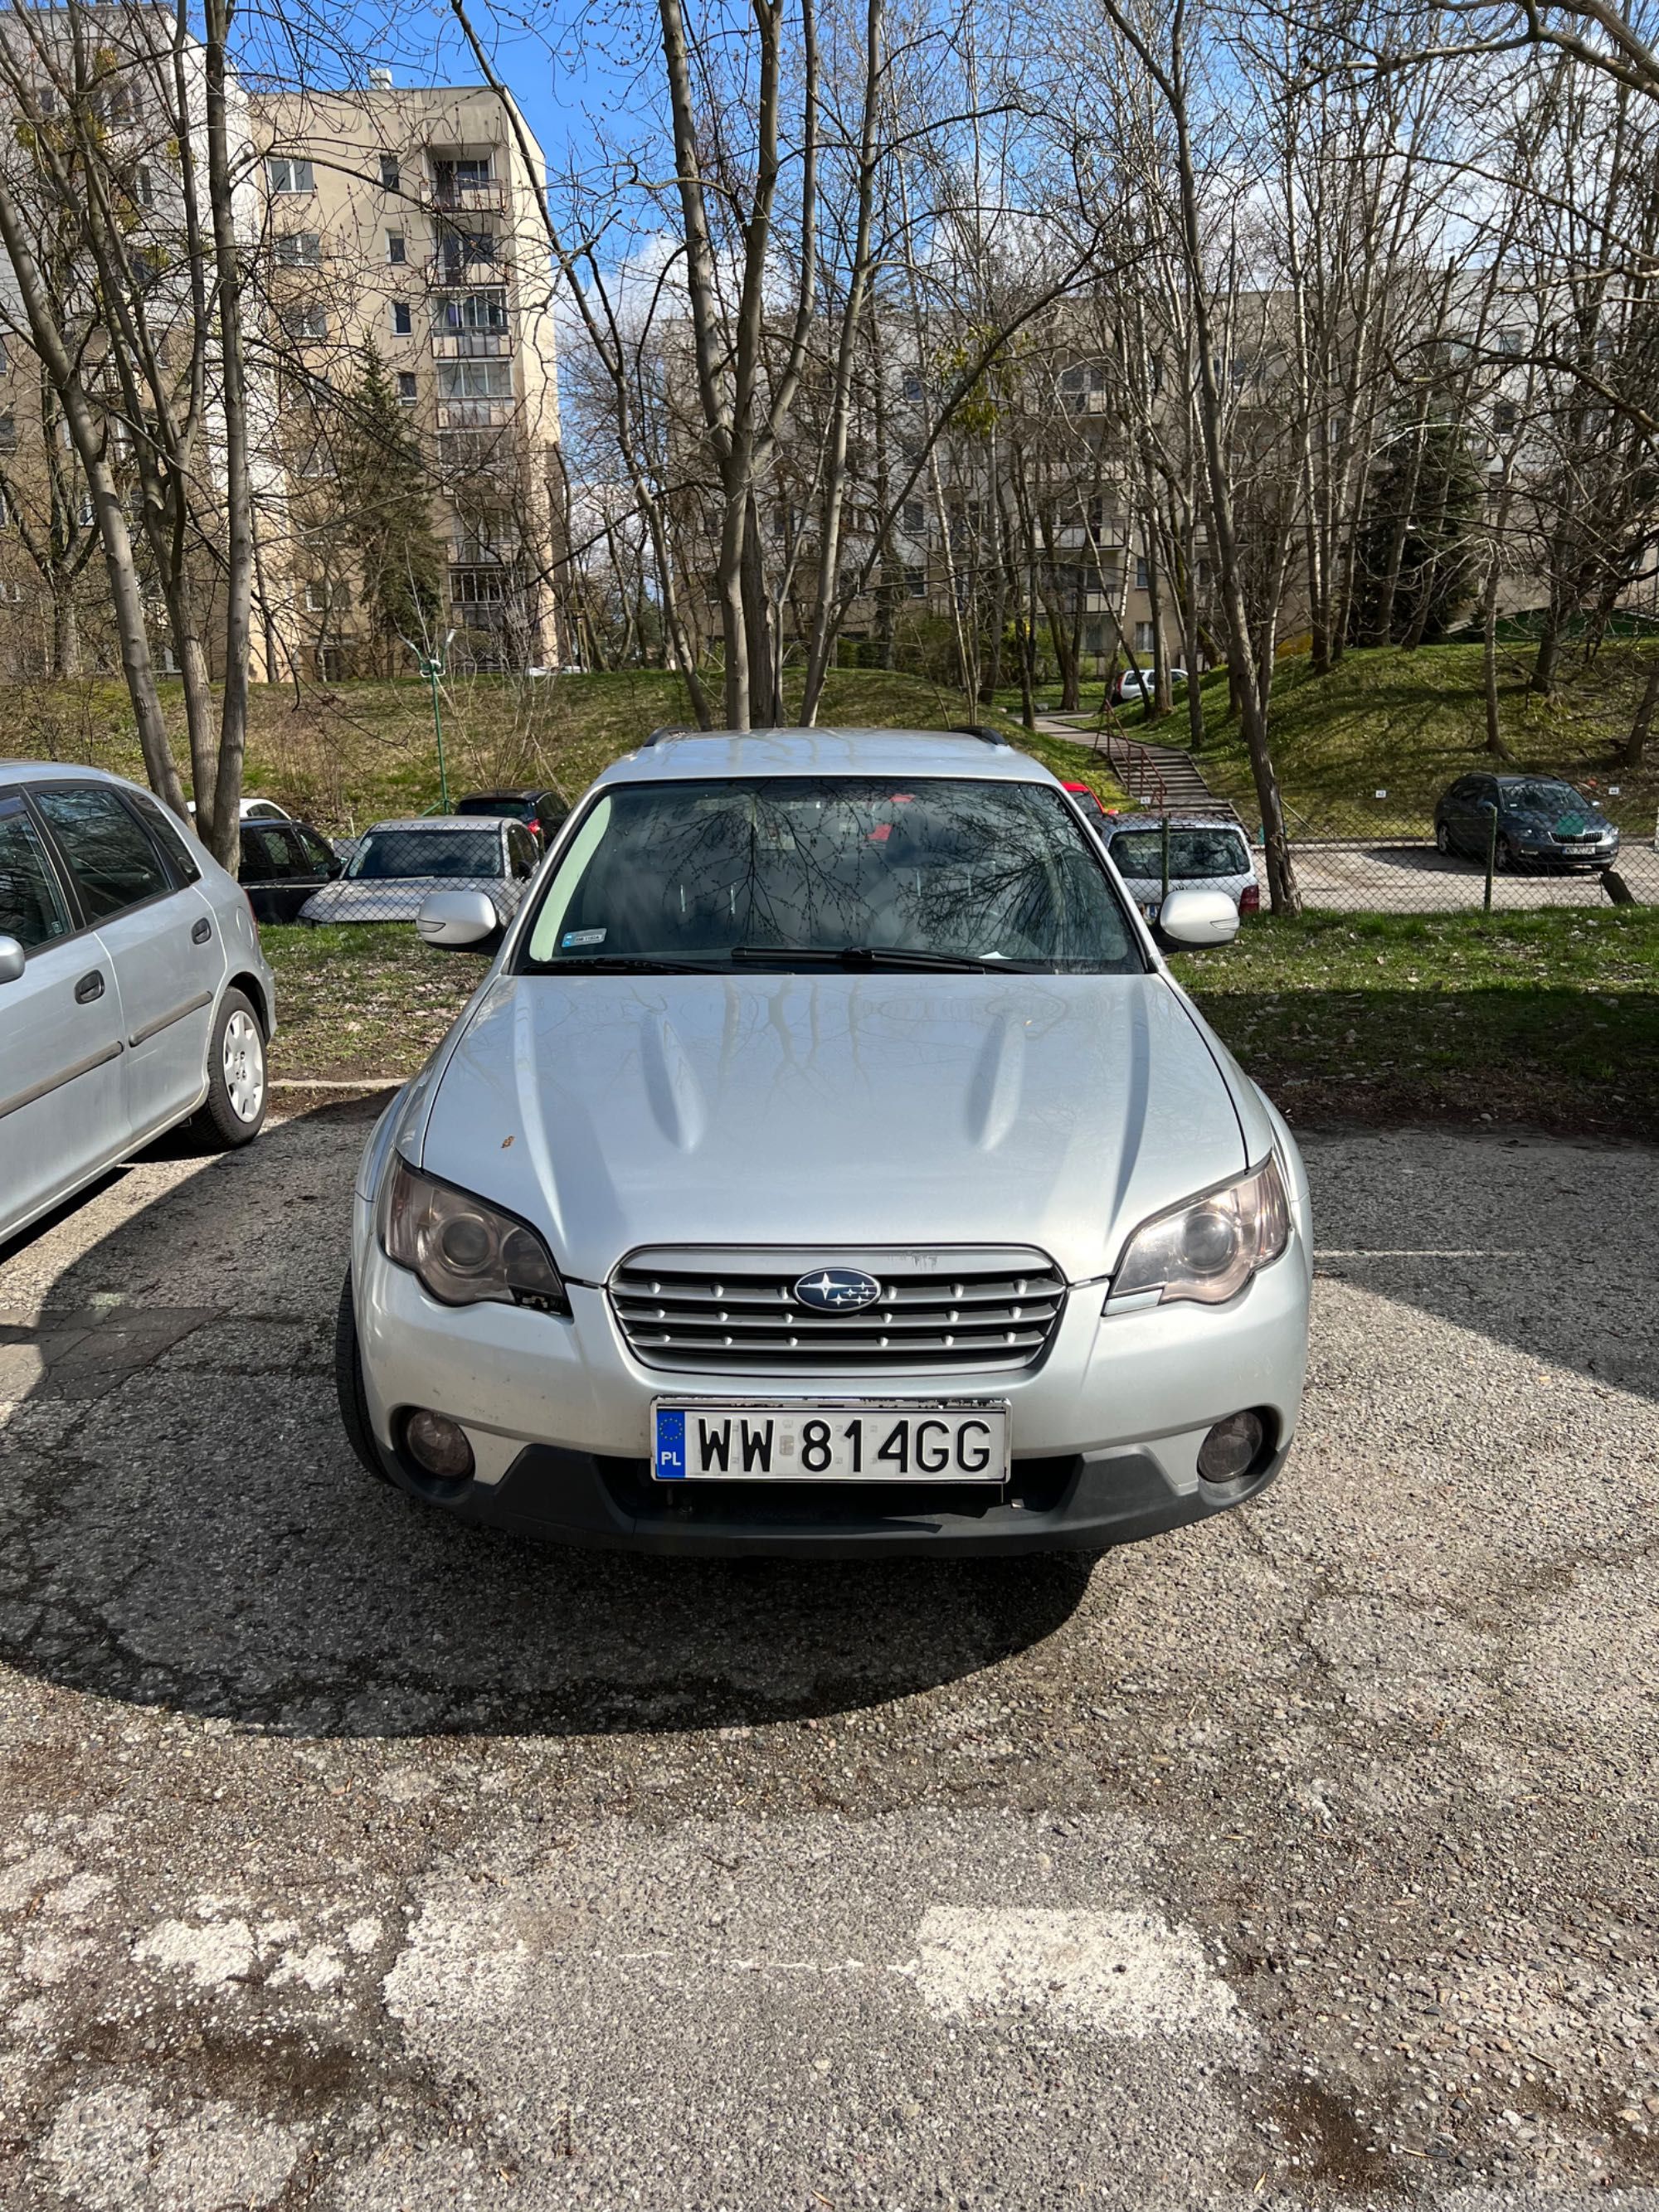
[
  {"xmin": 298, "ymin": 815, "xmax": 539, "ymax": 928},
  {"xmin": 337, "ymin": 728, "xmax": 1311, "ymax": 1557},
  {"xmin": 1, "ymin": 762, "xmax": 275, "ymax": 1246}
]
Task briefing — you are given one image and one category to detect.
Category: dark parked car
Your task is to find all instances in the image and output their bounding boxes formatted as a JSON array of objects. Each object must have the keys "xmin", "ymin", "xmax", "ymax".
[
  {"xmin": 454, "ymin": 786, "xmax": 571, "ymax": 848},
  {"xmin": 238, "ymin": 818, "xmax": 341, "ymax": 922},
  {"xmin": 1433, "ymin": 774, "xmax": 1621, "ymax": 873}
]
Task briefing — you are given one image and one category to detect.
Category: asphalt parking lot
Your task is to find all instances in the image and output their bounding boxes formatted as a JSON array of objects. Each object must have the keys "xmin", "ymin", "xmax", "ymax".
[
  {"xmin": 1291, "ymin": 843, "xmax": 1659, "ymax": 913},
  {"xmin": 0, "ymin": 1102, "xmax": 1655, "ymax": 2210}
]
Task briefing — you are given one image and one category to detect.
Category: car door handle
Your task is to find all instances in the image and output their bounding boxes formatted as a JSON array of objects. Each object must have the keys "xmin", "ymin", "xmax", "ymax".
[
  {"xmin": 191, "ymin": 916, "xmax": 212, "ymax": 945},
  {"xmin": 75, "ymin": 969, "xmax": 105, "ymax": 1004}
]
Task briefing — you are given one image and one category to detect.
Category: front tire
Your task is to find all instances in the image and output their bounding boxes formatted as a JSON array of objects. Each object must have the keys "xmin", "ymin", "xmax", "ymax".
[
  {"xmin": 1494, "ymin": 835, "xmax": 1516, "ymax": 873},
  {"xmin": 197, "ymin": 989, "xmax": 267, "ymax": 1146},
  {"xmin": 1434, "ymin": 820, "xmax": 1452, "ymax": 856},
  {"xmin": 334, "ymin": 1268, "xmax": 390, "ymax": 1482}
]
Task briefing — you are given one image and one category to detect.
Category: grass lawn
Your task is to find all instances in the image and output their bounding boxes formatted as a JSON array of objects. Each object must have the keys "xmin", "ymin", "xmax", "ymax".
[
  {"xmin": 264, "ymin": 907, "xmax": 1659, "ymax": 1144},
  {"xmin": 1177, "ymin": 644, "xmax": 1659, "ymax": 839},
  {"xmin": 13, "ymin": 666, "xmax": 1126, "ymax": 833},
  {"xmin": 1173, "ymin": 907, "xmax": 1659, "ymax": 1140}
]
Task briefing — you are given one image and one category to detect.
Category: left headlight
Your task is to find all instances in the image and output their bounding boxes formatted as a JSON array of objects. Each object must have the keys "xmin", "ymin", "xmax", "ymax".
[
  {"xmin": 1108, "ymin": 1156, "xmax": 1291, "ymax": 1307},
  {"xmin": 380, "ymin": 1156, "xmax": 570, "ymax": 1315}
]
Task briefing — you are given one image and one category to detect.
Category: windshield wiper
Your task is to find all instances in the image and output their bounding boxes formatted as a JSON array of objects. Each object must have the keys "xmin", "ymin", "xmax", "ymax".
[
  {"xmin": 730, "ymin": 944, "xmax": 1028, "ymax": 974},
  {"xmin": 532, "ymin": 955, "xmax": 727, "ymax": 975}
]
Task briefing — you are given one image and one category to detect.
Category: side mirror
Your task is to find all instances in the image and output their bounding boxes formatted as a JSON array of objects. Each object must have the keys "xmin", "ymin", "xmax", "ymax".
[
  {"xmin": 0, "ymin": 936, "xmax": 24, "ymax": 984},
  {"xmin": 327, "ymin": 854, "xmax": 344, "ymax": 878},
  {"xmin": 1157, "ymin": 887, "xmax": 1239, "ymax": 949},
  {"xmin": 416, "ymin": 888, "xmax": 499, "ymax": 950}
]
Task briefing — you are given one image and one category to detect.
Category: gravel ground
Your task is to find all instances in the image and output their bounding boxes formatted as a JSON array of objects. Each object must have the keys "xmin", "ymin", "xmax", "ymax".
[{"xmin": 0, "ymin": 1108, "xmax": 1654, "ymax": 2210}]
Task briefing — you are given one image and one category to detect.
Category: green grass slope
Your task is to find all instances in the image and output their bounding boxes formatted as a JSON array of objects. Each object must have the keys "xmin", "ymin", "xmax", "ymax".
[
  {"xmin": 7, "ymin": 665, "xmax": 1125, "ymax": 832},
  {"xmin": 1186, "ymin": 644, "xmax": 1659, "ymax": 838}
]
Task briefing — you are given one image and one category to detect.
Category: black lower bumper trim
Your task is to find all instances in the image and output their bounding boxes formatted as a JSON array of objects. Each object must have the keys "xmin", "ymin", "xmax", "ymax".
[{"xmin": 376, "ymin": 1437, "xmax": 1289, "ymax": 1557}]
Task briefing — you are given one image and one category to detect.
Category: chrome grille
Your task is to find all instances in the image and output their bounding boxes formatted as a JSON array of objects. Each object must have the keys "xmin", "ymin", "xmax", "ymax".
[{"xmin": 610, "ymin": 1247, "xmax": 1067, "ymax": 1374}]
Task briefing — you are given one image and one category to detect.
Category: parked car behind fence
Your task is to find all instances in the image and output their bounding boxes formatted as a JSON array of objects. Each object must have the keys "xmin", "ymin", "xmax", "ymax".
[
  {"xmin": 1102, "ymin": 813, "xmax": 1259, "ymax": 922},
  {"xmin": 297, "ymin": 815, "xmax": 539, "ymax": 929}
]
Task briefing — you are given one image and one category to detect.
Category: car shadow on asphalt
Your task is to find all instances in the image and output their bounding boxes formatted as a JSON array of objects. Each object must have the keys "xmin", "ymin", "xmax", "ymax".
[{"xmin": 1, "ymin": 1101, "xmax": 1096, "ymax": 1738}]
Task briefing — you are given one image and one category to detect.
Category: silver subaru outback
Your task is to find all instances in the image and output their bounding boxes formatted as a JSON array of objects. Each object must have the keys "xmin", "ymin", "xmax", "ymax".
[{"xmin": 337, "ymin": 727, "xmax": 1311, "ymax": 1556}]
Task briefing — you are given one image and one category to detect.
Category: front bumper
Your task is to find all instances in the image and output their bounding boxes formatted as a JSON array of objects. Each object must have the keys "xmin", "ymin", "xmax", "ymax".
[{"xmin": 349, "ymin": 1197, "xmax": 1311, "ymax": 1558}]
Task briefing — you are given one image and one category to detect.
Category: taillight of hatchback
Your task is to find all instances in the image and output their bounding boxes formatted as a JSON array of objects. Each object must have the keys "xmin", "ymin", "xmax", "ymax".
[{"xmin": 1239, "ymin": 885, "xmax": 1260, "ymax": 915}]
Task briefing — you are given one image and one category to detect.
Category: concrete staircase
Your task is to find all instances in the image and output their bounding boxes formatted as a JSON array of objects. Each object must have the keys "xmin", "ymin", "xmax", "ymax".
[{"xmin": 1034, "ymin": 715, "xmax": 1243, "ymax": 824}]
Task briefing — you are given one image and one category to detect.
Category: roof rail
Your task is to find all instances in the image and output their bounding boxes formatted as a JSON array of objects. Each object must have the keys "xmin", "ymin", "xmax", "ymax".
[
  {"xmin": 951, "ymin": 723, "xmax": 1013, "ymax": 749},
  {"xmin": 638, "ymin": 723, "xmax": 703, "ymax": 748}
]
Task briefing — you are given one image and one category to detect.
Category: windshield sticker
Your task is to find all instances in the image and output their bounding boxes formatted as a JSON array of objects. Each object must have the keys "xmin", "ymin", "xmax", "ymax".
[{"xmin": 562, "ymin": 928, "xmax": 606, "ymax": 949}]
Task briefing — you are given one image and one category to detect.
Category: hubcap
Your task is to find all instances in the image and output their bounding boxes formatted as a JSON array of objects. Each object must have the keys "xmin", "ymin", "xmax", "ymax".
[{"xmin": 222, "ymin": 1009, "xmax": 265, "ymax": 1121}]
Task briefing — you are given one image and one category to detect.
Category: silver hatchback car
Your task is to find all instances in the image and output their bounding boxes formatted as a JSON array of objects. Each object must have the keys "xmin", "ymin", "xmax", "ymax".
[
  {"xmin": 0, "ymin": 763, "xmax": 275, "ymax": 1245},
  {"xmin": 337, "ymin": 728, "xmax": 1310, "ymax": 1557}
]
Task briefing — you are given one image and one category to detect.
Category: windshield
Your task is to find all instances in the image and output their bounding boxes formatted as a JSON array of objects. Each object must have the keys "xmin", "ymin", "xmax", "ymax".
[
  {"xmin": 1503, "ymin": 780, "xmax": 1588, "ymax": 815},
  {"xmin": 457, "ymin": 796, "xmax": 534, "ymax": 823},
  {"xmin": 348, "ymin": 829, "xmax": 501, "ymax": 881},
  {"xmin": 519, "ymin": 776, "xmax": 1143, "ymax": 973},
  {"xmin": 1109, "ymin": 828, "xmax": 1248, "ymax": 881}
]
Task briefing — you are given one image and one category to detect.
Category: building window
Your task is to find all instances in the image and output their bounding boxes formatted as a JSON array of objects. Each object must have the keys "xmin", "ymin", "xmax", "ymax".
[
  {"xmin": 437, "ymin": 359, "xmax": 512, "ymax": 400},
  {"xmin": 397, "ymin": 372, "xmax": 417, "ymax": 404},
  {"xmin": 274, "ymin": 231, "xmax": 323, "ymax": 266},
  {"xmin": 392, "ymin": 300, "xmax": 411, "ymax": 335},
  {"xmin": 79, "ymin": 490, "xmax": 96, "ymax": 526},
  {"xmin": 433, "ymin": 155, "xmax": 492, "ymax": 204},
  {"xmin": 265, "ymin": 156, "xmax": 314, "ymax": 195},
  {"xmin": 1133, "ymin": 621, "xmax": 1155, "ymax": 653},
  {"xmin": 380, "ymin": 153, "xmax": 400, "ymax": 191},
  {"xmin": 437, "ymin": 287, "xmax": 508, "ymax": 333},
  {"xmin": 0, "ymin": 415, "xmax": 15, "ymax": 453},
  {"xmin": 1494, "ymin": 399, "xmax": 1519, "ymax": 434},
  {"xmin": 305, "ymin": 580, "xmax": 351, "ymax": 613},
  {"xmin": 1135, "ymin": 555, "xmax": 1149, "ymax": 589},
  {"xmin": 0, "ymin": 488, "xmax": 8, "ymax": 527},
  {"xmin": 437, "ymin": 226, "xmax": 499, "ymax": 274},
  {"xmin": 900, "ymin": 500, "xmax": 924, "ymax": 533},
  {"xmin": 386, "ymin": 231, "xmax": 406, "ymax": 265},
  {"xmin": 901, "ymin": 372, "xmax": 922, "ymax": 402},
  {"xmin": 905, "ymin": 565, "xmax": 927, "ymax": 600},
  {"xmin": 281, "ymin": 304, "xmax": 329, "ymax": 340},
  {"xmin": 132, "ymin": 163, "xmax": 153, "ymax": 209}
]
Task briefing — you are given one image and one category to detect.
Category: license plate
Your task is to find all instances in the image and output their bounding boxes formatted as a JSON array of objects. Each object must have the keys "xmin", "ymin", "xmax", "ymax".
[
  {"xmin": 652, "ymin": 1400, "xmax": 1010, "ymax": 1483},
  {"xmin": 1564, "ymin": 841, "xmax": 1596, "ymax": 855}
]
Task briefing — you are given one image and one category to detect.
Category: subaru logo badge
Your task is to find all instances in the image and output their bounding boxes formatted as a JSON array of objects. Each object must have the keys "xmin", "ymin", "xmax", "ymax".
[{"xmin": 794, "ymin": 1266, "xmax": 882, "ymax": 1313}]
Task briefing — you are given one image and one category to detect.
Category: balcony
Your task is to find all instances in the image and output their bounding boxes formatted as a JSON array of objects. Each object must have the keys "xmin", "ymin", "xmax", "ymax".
[
  {"xmin": 431, "ymin": 330, "xmax": 512, "ymax": 360},
  {"xmin": 430, "ymin": 255, "xmax": 507, "ymax": 287},
  {"xmin": 435, "ymin": 398, "xmax": 515, "ymax": 430},
  {"xmin": 431, "ymin": 180, "xmax": 508, "ymax": 213}
]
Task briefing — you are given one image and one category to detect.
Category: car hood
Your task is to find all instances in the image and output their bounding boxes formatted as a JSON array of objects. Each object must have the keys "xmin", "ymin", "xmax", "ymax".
[
  {"xmin": 416, "ymin": 971, "xmax": 1248, "ymax": 1284},
  {"xmin": 301, "ymin": 877, "xmax": 515, "ymax": 922}
]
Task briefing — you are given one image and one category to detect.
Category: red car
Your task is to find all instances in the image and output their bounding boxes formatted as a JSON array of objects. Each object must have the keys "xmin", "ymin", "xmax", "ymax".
[{"xmin": 1061, "ymin": 780, "xmax": 1110, "ymax": 819}]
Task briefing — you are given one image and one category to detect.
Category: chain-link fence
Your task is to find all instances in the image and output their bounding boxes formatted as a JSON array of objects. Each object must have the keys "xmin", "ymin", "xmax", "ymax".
[
  {"xmin": 1082, "ymin": 728, "xmax": 1653, "ymax": 914},
  {"xmin": 247, "ymin": 819, "xmax": 533, "ymax": 929}
]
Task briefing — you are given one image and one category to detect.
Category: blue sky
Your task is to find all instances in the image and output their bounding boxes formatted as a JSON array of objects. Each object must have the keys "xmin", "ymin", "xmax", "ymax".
[{"xmin": 277, "ymin": 0, "xmax": 639, "ymax": 178}]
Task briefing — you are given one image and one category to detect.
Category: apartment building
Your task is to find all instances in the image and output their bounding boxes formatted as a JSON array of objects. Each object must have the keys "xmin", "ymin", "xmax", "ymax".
[{"xmin": 250, "ymin": 76, "xmax": 562, "ymax": 676}]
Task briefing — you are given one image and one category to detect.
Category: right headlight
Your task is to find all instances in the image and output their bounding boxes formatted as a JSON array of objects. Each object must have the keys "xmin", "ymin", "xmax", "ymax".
[
  {"xmin": 379, "ymin": 1155, "xmax": 570, "ymax": 1315},
  {"xmin": 1107, "ymin": 1156, "xmax": 1290, "ymax": 1307}
]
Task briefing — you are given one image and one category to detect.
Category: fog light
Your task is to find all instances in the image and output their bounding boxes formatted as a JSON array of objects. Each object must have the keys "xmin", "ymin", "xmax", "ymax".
[
  {"xmin": 405, "ymin": 1408, "xmax": 474, "ymax": 1480},
  {"xmin": 1198, "ymin": 1411, "xmax": 1264, "ymax": 1483}
]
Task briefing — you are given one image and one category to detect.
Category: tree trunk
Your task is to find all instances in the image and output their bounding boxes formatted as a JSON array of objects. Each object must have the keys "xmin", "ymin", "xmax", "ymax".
[
  {"xmin": 1622, "ymin": 659, "xmax": 1659, "ymax": 767},
  {"xmin": 202, "ymin": 0, "xmax": 252, "ymax": 872},
  {"xmin": 0, "ymin": 172, "xmax": 182, "ymax": 817},
  {"xmin": 1481, "ymin": 557, "xmax": 1509, "ymax": 756},
  {"xmin": 740, "ymin": 491, "xmax": 775, "ymax": 724},
  {"xmin": 51, "ymin": 587, "xmax": 79, "ymax": 678}
]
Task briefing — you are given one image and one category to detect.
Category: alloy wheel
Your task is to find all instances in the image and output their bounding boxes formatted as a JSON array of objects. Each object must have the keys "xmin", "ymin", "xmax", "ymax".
[{"xmin": 223, "ymin": 1009, "xmax": 265, "ymax": 1122}]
